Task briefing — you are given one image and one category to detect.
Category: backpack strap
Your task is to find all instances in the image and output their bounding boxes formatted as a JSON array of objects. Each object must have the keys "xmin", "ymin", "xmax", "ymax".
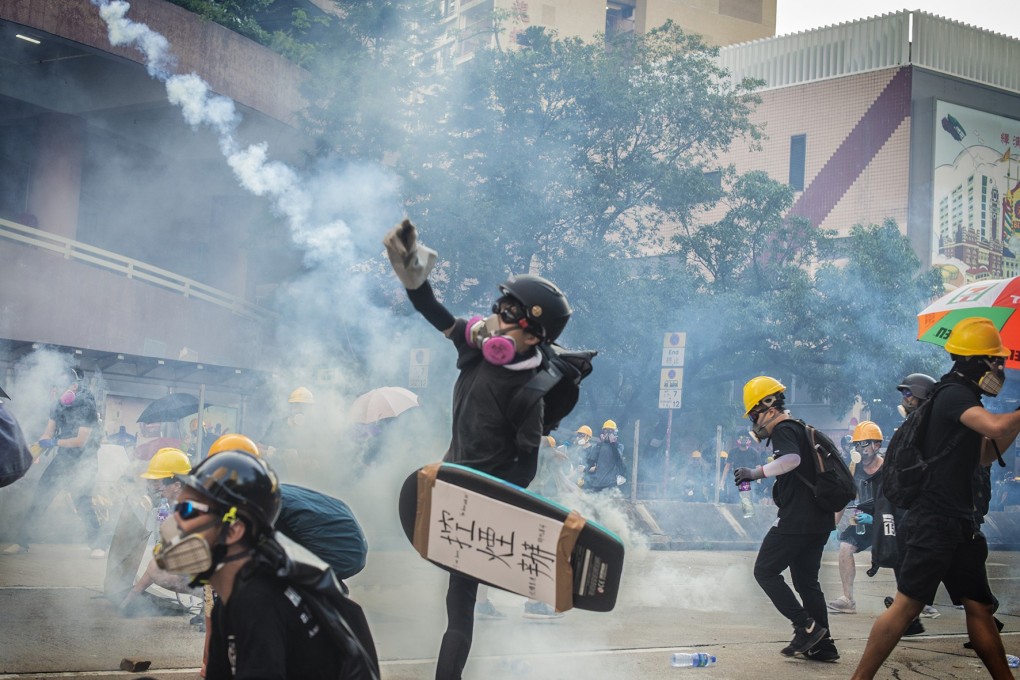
[
  {"xmin": 505, "ymin": 351, "xmax": 563, "ymax": 433},
  {"xmin": 906, "ymin": 383, "xmax": 968, "ymax": 472},
  {"xmin": 792, "ymin": 422, "xmax": 827, "ymax": 493}
]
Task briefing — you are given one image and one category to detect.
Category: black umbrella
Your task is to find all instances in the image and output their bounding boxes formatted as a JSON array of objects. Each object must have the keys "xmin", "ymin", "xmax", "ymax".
[{"xmin": 136, "ymin": 393, "xmax": 201, "ymax": 424}]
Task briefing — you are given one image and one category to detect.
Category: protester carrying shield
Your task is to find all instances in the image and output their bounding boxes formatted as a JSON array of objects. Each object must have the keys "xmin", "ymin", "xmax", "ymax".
[
  {"xmin": 383, "ymin": 219, "xmax": 573, "ymax": 679},
  {"xmin": 3, "ymin": 367, "xmax": 106, "ymax": 558},
  {"xmin": 827, "ymin": 421, "xmax": 884, "ymax": 615},
  {"xmin": 733, "ymin": 376, "xmax": 839, "ymax": 662},
  {"xmin": 851, "ymin": 318, "xmax": 1016, "ymax": 680}
]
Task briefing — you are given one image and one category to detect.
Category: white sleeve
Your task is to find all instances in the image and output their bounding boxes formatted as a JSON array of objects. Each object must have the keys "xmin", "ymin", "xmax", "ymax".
[{"xmin": 762, "ymin": 453, "xmax": 801, "ymax": 477}]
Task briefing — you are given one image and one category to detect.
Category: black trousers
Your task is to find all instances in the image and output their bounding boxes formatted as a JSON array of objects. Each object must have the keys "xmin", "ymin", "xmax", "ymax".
[
  {"xmin": 753, "ymin": 528, "xmax": 830, "ymax": 632},
  {"xmin": 15, "ymin": 451, "xmax": 101, "ymax": 549},
  {"xmin": 436, "ymin": 572, "xmax": 478, "ymax": 680}
]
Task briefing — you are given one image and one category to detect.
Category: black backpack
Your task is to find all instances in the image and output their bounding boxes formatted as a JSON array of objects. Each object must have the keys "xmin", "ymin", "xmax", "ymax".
[
  {"xmin": 508, "ymin": 343, "xmax": 597, "ymax": 435},
  {"xmin": 881, "ymin": 384, "xmax": 968, "ymax": 510},
  {"xmin": 787, "ymin": 419, "xmax": 858, "ymax": 513},
  {"xmin": 0, "ymin": 404, "xmax": 32, "ymax": 489},
  {"xmin": 255, "ymin": 535, "xmax": 380, "ymax": 680}
]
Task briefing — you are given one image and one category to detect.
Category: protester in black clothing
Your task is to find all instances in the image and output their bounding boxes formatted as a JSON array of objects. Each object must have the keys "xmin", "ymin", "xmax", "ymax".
[
  {"xmin": 733, "ymin": 376, "xmax": 837, "ymax": 662},
  {"xmin": 852, "ymin": 318, "xmax": 1015, "ymax": 680},
  {"xmin": 0, "ymin": 384, "xmax": 32, "ymax": 489},
  {"xmin": 161, "ymin": 452, "xmax": 374, "ymax": 680},
  {"xmin": 384, "ymin": 219, "xmax": 573, "ymax": 680},
  {"xmin": 582, "ymin": 419, "xmax": 626, "ymax": 492},
  {"xmin": 4, "ymin": 367, "xmax": 105, "ymax": 557}
]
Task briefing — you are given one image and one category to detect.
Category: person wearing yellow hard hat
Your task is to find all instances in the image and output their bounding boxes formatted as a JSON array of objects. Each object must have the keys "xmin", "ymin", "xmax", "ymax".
[
  {"xmin": 853, "ymin": 317, "xmax": 1015, "ymax": 680},
  {"xmin": 735, "ymin": 375, "xmax": 838, "ymax": 661},
  {"xmin": 581, "ymin": 419, "xmax": 627, "ymax": 493},
  {"xmin": 260, "ymin": 387, "xmax": 317, "ymax": 481},
  {"xmin": 119, "ymin": 448, "xmax": 198, "ymax": 615},
  {"xmin": 826, "ymin": 422, "xmax": 885, "ymax": 617}
]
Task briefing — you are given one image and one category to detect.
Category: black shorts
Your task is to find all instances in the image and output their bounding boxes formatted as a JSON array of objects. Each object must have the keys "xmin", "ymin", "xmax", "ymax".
[
  {"xmin": 837, "ymin": 524, "xmax": 873, "ymax": 552},
  {"xmin": 897, "ymin": 511, "xmax": 995, "ymax": 607}
]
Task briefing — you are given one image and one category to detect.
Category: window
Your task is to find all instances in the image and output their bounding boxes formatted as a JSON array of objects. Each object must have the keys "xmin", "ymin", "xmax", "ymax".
[{"xmin": 789, "ymin": 134, "xmax": 806, "ymax": 191}]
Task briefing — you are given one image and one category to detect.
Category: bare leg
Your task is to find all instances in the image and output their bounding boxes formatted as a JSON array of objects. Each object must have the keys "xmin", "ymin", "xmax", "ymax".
[
  {"xmin": 837, "ymin": 542, "xmax": 857, "ymax": 601},
  {"xmin": 963, "ymin": 598, "xmax": 1012, "ymax": 680},
  {"xmin": 850, "ymin": 591, "xmax": 924, "ymax": 680}
]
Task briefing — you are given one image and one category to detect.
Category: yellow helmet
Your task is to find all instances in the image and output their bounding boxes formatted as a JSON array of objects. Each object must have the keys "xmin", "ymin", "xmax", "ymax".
[
  {"xmin": 140, "ymin": 448, "xmax": 192, "ymax": 479},
  {"xmin": 602, "ymin": 419, "xmax": 618, "ymax": 430},
  {"xmin": 719, "ymin": 450, "xmax": 728, "ymax": 458},
  {"xmin": 288, "ymin": 387, "xmax": 314, "ymax": 404},
  {"xmin": 742, "ymin": 376, "xmax": 786, "ymax": 416},
  {"xmin": 208, "ymin": 433, "xmax": 260, "ymax": 458},
  {"xmin": 576, "ymin": 425, "xmax": 593, "ymax": 437},
  {"xmin": 691, "ymin": 450, "xmax": 702, "ymax": 459},
  {"xmin": 945, "ymin": 317, "xmax": 1009, "ymax": 357},
  {"xmin": 852, "ymin": 421, "xmax": 883, "ymax": 443}
]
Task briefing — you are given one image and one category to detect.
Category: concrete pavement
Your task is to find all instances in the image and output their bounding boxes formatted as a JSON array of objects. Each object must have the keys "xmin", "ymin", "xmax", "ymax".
[{"xmin": 1, "ymin": 542, "xmax": 1019, "ymax": 679}]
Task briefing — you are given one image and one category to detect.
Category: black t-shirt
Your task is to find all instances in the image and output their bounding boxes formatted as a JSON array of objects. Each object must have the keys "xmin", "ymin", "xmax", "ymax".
[
  {"xmin": 768, "ymin": 419, "xmax": 835, "ymax": 534},
  {"xmin": 445, "ymin": 318, "xmax": 544, "ymax": 487},
  {"xmin": 728, "ymin": 446, "xmax": 759, "ymax": 470},
  {"xmin": 50, "ymin": 391, "xmax": 99, "ymax": 458},
  {"xmin": 206, "ymin": 566, "xmax": 341, "ymax": 680},
  {"xmin": 917, "ymin": 379, "xmax": 983, "ymax": 518},
  {"xmin": 852, "ymin": 460, "xmax": 883, "ymax": 515}
]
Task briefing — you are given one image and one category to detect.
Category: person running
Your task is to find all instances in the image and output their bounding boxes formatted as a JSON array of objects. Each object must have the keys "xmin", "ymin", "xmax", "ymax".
[
  {"xmin": 384, "ymin": 219, "xmax": 572, "ymax": 679},
  {"xmin": 733, "ymin": 376, "xmax": 838, "ymax": 662},
  {"xmin": 827, "ymin": 421, "xmax": 884, "ymax": 615},
  {"xmin": 851, "ymin": 318, "xmax": 1014, "ymax": 680}
]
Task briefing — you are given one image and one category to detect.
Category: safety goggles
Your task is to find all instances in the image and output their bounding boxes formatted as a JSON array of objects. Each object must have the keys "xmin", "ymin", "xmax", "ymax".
[
  {"xmin": 495, "ymin": 302, "xmax": 526, "ymax": 325},
  {"xmin": 748, "ymin": 395, "xmax": 779, "ymax": 422},
  {"xmin": 899, "ymin": 388, "xmax": 913, "ymax": 398},
  {"xmin": 175, "ymin": 500, "xmax": 213, "ymax": 520},
  {"xmin": 853, "ymin": 441, "xmax": 878, "ymax": 452}
]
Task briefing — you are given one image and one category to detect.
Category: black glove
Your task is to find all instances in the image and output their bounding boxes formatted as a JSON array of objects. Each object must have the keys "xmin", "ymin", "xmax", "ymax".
[{"xmin": 733, "ymin": 467, "xmax": 760, "ymax": 485}]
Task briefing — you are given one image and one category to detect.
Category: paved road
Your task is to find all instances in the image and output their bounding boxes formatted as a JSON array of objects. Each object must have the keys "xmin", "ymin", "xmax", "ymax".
[{"xmin": 1, "ymin": 542, "xmax": 1018, "ymax": 679}]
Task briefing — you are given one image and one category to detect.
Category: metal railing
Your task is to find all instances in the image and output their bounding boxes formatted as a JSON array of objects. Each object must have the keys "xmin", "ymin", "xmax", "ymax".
[{"xmin": 0, "ymin": 217, "xmax": 273, "ymax": 322}]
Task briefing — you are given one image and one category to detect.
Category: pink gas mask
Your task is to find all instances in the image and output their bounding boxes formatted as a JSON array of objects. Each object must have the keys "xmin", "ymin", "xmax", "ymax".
[
  {"xmin": 59, "ymin": 389, "xmax": 76, "ymax": 406},
  {"xmin": 466, "ymin": 315, "xmax": 519, "ymax": 366}
]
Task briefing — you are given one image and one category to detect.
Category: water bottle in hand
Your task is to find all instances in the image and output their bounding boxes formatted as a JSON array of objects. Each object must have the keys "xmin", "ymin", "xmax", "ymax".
[
  {"xmin": 670, "ymin": 652, "xmax": 716, "ymax": 668},
  {"xmin": 739, "ymin": 480, "xmax": 754, "ymax": 518},
  {"xmin": 854, "ymin": 510, "xmax": 866, "ymax": 535}
]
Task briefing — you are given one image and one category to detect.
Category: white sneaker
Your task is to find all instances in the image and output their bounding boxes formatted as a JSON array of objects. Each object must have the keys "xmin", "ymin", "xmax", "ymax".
[
  {"xmin": 2, "ymin": 543, "xmax": 27, "ymax": 555},
  {"xmin": 89, "ymin": 548, "xmax": 106, "ymax": 559},
  {"xmin": 920, "ymin": 605, "xmax": 940, "ymax": 618}
]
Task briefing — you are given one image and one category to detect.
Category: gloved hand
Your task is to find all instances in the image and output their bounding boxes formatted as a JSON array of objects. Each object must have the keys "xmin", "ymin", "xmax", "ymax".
[
  {"xmin": 855, "ymin": 511, "xmax": 873, "ymax": 526},
  {"xmin": 733, "ymin": 466, "xmax": 763, "ymax": 485},
  {"xmin": 383, "ymin": 219, "xmax": 438, "ymax": 290},
  {"xmin": 606, "ymin": 432, "xmax": 618, "ymax": 444},
  {"xmin": 37, "ymin": 438, "xmax": 58, "ymax": 449}
]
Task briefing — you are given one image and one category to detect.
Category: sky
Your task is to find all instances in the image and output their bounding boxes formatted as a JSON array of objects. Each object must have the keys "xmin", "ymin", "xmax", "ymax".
[{"xmin": 775, "ymin": 0, "xmax": 1020, "ymax": 41}]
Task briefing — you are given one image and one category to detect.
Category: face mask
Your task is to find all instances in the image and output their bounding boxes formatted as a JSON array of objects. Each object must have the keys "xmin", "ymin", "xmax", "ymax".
[
  {"xmin": 897, "ymin": 403, "xmax": 908, "ymax": 419},
  {"xmin": 154, "ymin": 517, "xmax": 218, "ymax": 576},
  {"xmin": 978, "ymin": 359, "xmax": 1005, "ymax": 396},
  {"xmin": 465, "ymin": 315, "xmax": 518, "ymax": 365},
  {"xmin": 59, "ymin": 389, "xmax": 76, "ymax": 406},
  {"xmin": 749, "ymin": 409, "xmax": 779, "ymax": 443},
  {"xmin": 290, "ymin": 412, "xmax": 306, "ymax": 427}
]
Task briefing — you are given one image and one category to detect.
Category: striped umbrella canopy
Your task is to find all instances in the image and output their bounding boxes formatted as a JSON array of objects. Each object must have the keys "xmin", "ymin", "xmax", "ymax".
[{"xmin": 917, "ymin": 277, "xmax": 1020, "ymax": 366}]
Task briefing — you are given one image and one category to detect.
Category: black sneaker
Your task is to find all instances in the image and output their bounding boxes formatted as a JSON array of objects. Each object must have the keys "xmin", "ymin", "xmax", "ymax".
[
  {"xmin": 904, "ymin": 618, "xmax": 925, "ymax": 636},
  {"xmin": 804, "ymin": 639, "xmax": 840, "ymax": 663},
  {"xmin": 786, "ymin": 619, "xmax": 828, "ymax": 656}
]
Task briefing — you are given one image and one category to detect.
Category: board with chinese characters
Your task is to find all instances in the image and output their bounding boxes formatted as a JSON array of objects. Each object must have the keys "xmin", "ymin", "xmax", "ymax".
[{"xmin": 398, "ymin": 462, "xmax": 624, "ymax": 612}]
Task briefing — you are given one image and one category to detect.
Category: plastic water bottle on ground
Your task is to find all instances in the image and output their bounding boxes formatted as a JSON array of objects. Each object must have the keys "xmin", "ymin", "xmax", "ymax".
[
  {"xmin": 670, "ymin": 652, "xmax": 716, "ymax": 667},
  {"xmin": 1007, "ymin": 654, "xmax": 1019, "ymax": 668},
  {"xmin": 738, "ymin": 481, "xmax": 754, "ymax": 518}
]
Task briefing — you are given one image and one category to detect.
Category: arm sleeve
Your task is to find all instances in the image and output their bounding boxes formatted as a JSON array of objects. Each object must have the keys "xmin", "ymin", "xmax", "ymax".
[
  {"xmin": 512, "ymin": 399, "xmax": 544, "ymax": 487},
  {"xmin": 406, "ymin": 281, "xmax": 455, "ymax": 333},
  {"xmin": 762, "ymin": 453, "xmax": 801, "ymax": 477}
]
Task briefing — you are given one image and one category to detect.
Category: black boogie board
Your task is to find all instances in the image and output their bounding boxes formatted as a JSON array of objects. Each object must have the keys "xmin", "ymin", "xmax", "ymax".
[{"xmin": 398, "ymin": 462, "xmax": 624, "ymax": 613}]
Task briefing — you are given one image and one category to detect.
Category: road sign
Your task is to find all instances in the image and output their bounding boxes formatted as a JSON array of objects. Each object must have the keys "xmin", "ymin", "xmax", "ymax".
[
  {"xmin": 658, "ymin": 368, "xmax": 683, "ymax": 409},
  {"xmin": 661, "ymin": 332, "xmax": 686, "ymax": 367},
  {"xmin": 409, "ymin": 348, "xmax": 430, "ymax": 388}
]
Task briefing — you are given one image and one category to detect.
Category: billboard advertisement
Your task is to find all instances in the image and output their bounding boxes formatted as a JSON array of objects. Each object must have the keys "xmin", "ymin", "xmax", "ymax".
[{"xmin": 932, "ymin": 100, "xmax": 1020, "ymax": 289}]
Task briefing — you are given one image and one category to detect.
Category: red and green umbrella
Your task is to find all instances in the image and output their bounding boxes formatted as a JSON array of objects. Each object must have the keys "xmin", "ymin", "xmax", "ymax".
[{"xmin": 918, "ymin": 278, "xmax": 1020, "ymax": 366}]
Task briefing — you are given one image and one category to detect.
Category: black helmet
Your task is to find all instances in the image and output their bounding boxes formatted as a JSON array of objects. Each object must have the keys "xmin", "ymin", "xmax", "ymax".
[
  {"xmin": 178, "ymin": 451, "xmax": 281, "ymax": 533},
  {"xmin": 897, "ymin": 373, "xmax": 936, "ymax": 401},
  {"xmin": 497, "ymin": 274, "xmax": 571, "ymax": 343}
]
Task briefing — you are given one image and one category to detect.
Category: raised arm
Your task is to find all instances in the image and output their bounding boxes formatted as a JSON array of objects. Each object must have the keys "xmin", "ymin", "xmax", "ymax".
[{"xmin": 383, "ymin": 220, "xmax": 454, "ymax": 336}]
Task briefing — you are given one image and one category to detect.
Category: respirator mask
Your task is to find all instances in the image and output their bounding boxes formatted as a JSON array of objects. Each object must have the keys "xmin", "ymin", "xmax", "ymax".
[
  {"xmin": 154, "ymin": 501, "xmax": 235, "ymax": 580},
  {"xmin": 59, "ymin": 389, "xmax": 76, "ymax": 406},
  {"xmin": 956, "ymin": 357, "xmax": 1006, "ymax": 397},
  {"xmin": 748, "ymin": 397, "xmax": 781, "ymax": 443},
  {"xmin": 290, "ymin": 412, "xmax": 306, "ymax": 427},
  {"xmin": 465, "ymin": 315, "xmax": 519, "ymax": 365}
]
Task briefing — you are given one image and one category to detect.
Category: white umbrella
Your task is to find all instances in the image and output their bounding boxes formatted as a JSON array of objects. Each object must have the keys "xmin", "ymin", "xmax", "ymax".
[{"xmin": 350, "ymin": 386, "xmax": 420, "ymax": 424}]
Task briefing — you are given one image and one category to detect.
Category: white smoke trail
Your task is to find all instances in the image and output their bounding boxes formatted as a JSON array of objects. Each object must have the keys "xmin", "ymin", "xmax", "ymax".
[{"xmin": 90, "ymin": 0, "xmax": 386, "ymax": 268}]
